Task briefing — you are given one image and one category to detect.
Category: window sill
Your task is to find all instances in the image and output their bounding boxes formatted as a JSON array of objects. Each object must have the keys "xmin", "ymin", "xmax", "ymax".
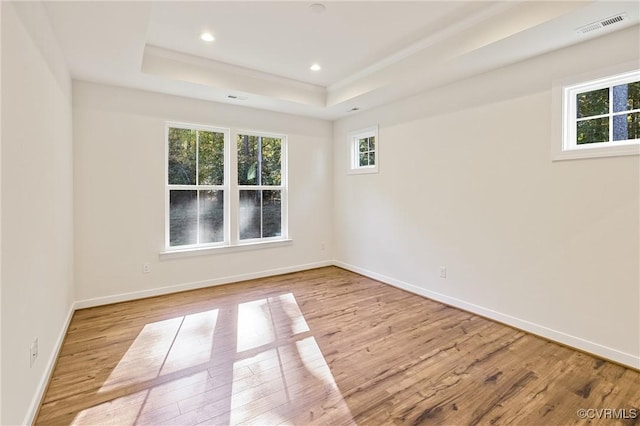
[
  {"xmin": 160, "ymin": 239, "xmax": 293, "ymax": 260},
  {"xmin": 552, "ymin": 143, "xmax": 639, "ymax": 161},
  {"xmin": 348, "ymin": 166, "xmax": 379, "ymax": 175}
]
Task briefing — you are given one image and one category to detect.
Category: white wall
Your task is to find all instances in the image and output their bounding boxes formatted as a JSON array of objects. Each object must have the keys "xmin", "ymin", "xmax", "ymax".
[
  {"xmin": 333, "ymin": 25, "xmax": 640, "ymax": 368},
  {"xmin": 73, "ymin": 81, "xmax": 333, "ymax": 304},
  {"xmin": 1, "ymin": 2, "xmax": 75, "ymax": 424},
  {"xmin": 0, "ymin": 4, "xmax": 3, "ymax": 422}
]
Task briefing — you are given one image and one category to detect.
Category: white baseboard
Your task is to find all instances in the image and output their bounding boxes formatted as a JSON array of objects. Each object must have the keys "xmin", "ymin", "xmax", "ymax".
[
  {"xmin": 74, "ymin": 260, "xmax": 332, "ymax": 309},
  {"xmin": 333, "ymin": 260, "xmax": 640, "ymax": 370},
  {"xmin": 23, "ymin": 302, "xmax": 75, "ymax": 426}
]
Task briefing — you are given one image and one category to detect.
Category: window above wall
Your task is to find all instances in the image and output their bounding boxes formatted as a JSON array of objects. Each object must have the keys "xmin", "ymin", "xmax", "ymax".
[
  {"xmin": 349, "ymin": 126, "xmax": 379, "ymax": 174},
  {"xmin": 553, "ymin": 67, "xmax": 640, "ymax": 161}
]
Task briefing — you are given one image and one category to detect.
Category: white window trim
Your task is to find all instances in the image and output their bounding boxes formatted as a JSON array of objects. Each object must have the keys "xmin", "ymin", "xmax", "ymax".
[
  {"xmin": 164, "ymin": 122, "xmax": 288, "ymax": 257},
  {"xmin": 159, "ymin": 238, "xmax": 292, "ymax": 260},
  {"xmin": 552, "ymin": 62, "xmax": 640, "ymax": 161},
  {"xmin": 348, "ymin": 125, "xmax": 379, "ymax": 174}
]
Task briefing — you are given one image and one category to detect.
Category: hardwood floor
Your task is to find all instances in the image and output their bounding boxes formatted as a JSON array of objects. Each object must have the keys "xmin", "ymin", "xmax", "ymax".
[{"xmin": 36, "ymin": 266, "xmax": 640, "ymax": 425}]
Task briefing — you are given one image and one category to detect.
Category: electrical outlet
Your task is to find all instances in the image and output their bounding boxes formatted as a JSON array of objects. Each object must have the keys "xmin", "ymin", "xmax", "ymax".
[
  {"xmin": 320, "ymin": 242, "xmax": 326, "ymax": 251},
  {"xmin": 440, "ymin": 266, "xmax": 447, "ymax": 278},
  {"xmin": 30, "ymin": 338, "xmax": 38, "ymax": 368},
  {"xmin": 143, "ymin": 263, "xmax": 151, "ymax": 274}
]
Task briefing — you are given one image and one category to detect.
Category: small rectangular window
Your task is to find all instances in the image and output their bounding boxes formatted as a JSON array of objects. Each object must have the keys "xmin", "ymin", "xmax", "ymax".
[
  {"xmin": 555, "ymin": 69, "xmax": 640, "ymax": 160},
  {"xmin": 349, "ymin": 126, "xmax": 379, "ymax": 174}
]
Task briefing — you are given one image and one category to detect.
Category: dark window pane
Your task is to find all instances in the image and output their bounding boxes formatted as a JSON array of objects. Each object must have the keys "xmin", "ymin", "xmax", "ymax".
[
  {"xmin": 369, "ymin": 136, "xmax": 375, "ymax": 150},
  {"xmin": 239, "ymin": 190, "xmax": 261, "ymax": 240},
  {"xmin": 168, "ymin": 128, "xmax": 196, "ymax": 185},
  {"xmin": 199, "ymin": 190, "xmax": 224, "ymax": 244},
  {"xmin": 170, "ymin": 190, "xmax": 197, "ymax": 246},
  {"xmin": 369, "ymin": 151, "xmax": 376, "ymax": 166},
  {"xmin": 613, "ymin": 81, "xmax": 640, "ymax": 113},
  {"xmin": 577, "ymin": 88, "xmax": 609, "ymax": 118},
  {"xmin": 261, "ymin": 137, "xmax": 281, "ymax": 185},
  {"xmin": 359, "ymin": 138, "xmax": 368, "ymax": 153},
  {"xmin": 199, "ymin": 131, "xmax": 224, "ymax": 185},
  {"xmin": 577, "ymin": 118, "xmax": 609, "ymax": 145},
  {"xmin": 237, "ymin": 135, "xmax": 258, "ymax": 185},
  {"xmin": 263, "ymin": 190, "xmax": 282, "ymax": 238},
  {"xmin": 613, "ymin": 113, "xmax": 640, "ymax": 141},
  {"xmin": 359, "ymin": 152, "xmax": 368, "ymax": 167}
]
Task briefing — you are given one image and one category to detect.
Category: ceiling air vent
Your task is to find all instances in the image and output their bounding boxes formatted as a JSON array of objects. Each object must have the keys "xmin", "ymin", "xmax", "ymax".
[{"xmin": 576, "ymin": 13, "xmax": 629, "ymax": 35}]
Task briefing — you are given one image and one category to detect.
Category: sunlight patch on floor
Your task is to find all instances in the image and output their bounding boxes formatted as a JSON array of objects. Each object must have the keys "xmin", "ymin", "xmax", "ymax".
[
  {"xmin": 72, "ymin": 389, "xmax": 149, "ymax": 425},
  {"xmin": 229, "ymin": 337, "xmax": 355, "ymax": 425},
  {"xmin": 98, "ymin": 309, "xmax": 218, "ymax": 392},
  {"xmin": 78, "ymin": 292, "xmax": 353, "ymax": 425},
  {"xmin": 237, "ymin": 298, "xmax": 276, "ymax": 352},
  {"xmin": 161, "ymin": 309, "xmax": 218, "ymax": 375},
  {"xmin": 230, "ymin": 293, "xmax": 353, "ymax": 425}
]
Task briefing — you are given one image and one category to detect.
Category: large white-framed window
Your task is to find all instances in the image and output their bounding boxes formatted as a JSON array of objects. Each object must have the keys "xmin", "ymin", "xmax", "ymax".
[
  {"xmin": 348, "ymin": 126, "xmax": 379, "ymax": 174},
  {"xmin": 236, "ymin": 131, "xmax": 287, "ymax": 242},
  {"xmin": 553, "ymin": 65, "xmax": 640, "ymax": 160},
  {"xmin": 166, "ymin": 123, "xmax": 229, "ymax": 249},
  {"xmin": 164, "ymin": 122, "xmax": 288, "ymax": 255}
]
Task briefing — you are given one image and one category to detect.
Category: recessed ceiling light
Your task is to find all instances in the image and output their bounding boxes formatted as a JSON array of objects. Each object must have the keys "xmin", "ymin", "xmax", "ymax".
[
  {"xmin": 309, "ymin": 3, "xmax": 326, "ymax": 14},
  {"xmin": 310, "ymin": 63, "xmax": 321, "ymax": 71},
  {"xmin": 200, "ymin": 32, "xmax": 215, "ymax": 42}
]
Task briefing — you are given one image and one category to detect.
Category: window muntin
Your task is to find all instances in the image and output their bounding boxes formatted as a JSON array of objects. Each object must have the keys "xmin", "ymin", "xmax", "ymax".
[
  {"xmin": 349, "ymin": 126, "xmax": 379, "ymax": 174},
  {"xmin": 565, "ymin": 71, "xmax": 640, "ymax": 151},
  {"xmin": 237, "ymin": 133, "xmax": 284, "ymax": 241}
]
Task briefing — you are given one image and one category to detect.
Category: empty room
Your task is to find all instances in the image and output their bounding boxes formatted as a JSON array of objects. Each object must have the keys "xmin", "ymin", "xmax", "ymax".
[{"xmin": 1, "ymin": 1, "xmax": 639, "ymax": 425}]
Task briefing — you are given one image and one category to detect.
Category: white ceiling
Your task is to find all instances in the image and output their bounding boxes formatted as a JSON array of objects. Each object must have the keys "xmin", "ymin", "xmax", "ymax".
[
  {"xmin": 146, "ymin": 1, "xmax": 475, "ymax": 87},
  {"xmin": 42, "ymin": 1, "xmax": 639, "ymax": 120}
]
